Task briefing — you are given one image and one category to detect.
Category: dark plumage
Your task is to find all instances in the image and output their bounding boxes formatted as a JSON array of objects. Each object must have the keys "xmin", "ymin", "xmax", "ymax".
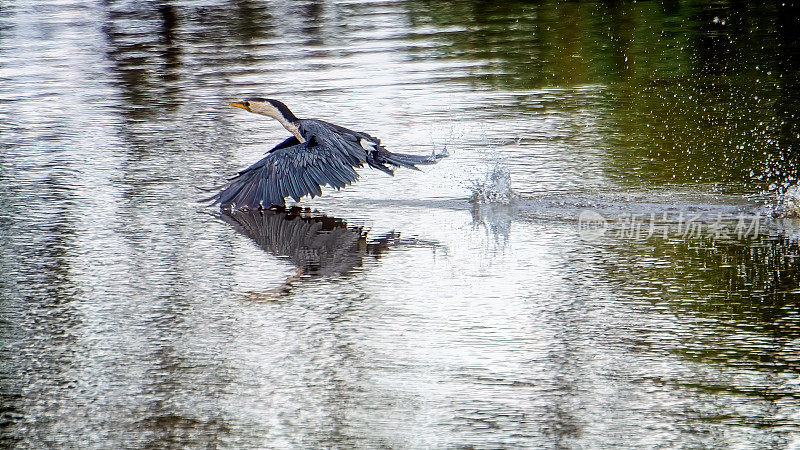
[{"xmin": 207, "ymin": 98, "xmax": 446, "ymax": 210}]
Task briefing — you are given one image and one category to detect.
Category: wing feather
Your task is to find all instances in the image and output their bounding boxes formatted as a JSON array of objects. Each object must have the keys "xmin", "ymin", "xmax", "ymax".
[{"xmin": 209, "ymin": 136, "xmax": 364, "ymax": 209}]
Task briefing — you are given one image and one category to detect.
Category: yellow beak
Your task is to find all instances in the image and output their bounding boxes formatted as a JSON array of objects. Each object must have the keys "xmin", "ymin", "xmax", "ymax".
[{"xmin": 229, "ymin": 101, "xmax": 250, "ymax": 111}]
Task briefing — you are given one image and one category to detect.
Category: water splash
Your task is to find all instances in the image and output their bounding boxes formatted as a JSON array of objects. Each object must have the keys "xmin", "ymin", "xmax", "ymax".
[
  {"xmin": 777, "ymin": 184, "xmax": 800, "ymax": 218},
  {"xmin": 469, "ymin": 161, "xmax": 517, "ymax": 205}
]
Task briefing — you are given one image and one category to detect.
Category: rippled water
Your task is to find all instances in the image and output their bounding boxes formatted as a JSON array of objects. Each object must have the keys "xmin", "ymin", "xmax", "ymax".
[{"xmin": 3, "ymin": 0, "xmax": 800, "ymax": 447}]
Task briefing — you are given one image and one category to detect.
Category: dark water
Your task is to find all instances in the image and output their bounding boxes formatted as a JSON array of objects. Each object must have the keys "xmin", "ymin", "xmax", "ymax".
[{"xmin": 2, "ymin": 0, "xmax": 800, "ymax": 447}]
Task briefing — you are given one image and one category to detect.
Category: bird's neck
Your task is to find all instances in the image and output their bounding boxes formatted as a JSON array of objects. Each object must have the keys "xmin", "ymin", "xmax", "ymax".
[{"xmin": 278, "ymin": 118, "xmax": 305, "ymax": 143}]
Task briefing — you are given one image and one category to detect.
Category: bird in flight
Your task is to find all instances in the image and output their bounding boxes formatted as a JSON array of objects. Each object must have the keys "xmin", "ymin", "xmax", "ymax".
[{"xmin": 207, "ymin": 98, "xmax": 446, "ymax": 210}]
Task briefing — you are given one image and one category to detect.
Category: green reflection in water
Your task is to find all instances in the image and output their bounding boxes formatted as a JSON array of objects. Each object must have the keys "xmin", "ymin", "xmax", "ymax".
[
  {"xmin": 572, "ymin": 224, "xmax": 800, "ymax": 430},
  {"xmin": 407, "ymin": 0, "xmax": 800, "ymax": 190}
]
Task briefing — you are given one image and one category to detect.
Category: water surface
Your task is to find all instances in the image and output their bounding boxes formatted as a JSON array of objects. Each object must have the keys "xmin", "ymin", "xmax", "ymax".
[{"xmin": 2, "ymin": 0, "xmax": 800, "ymax": 447}]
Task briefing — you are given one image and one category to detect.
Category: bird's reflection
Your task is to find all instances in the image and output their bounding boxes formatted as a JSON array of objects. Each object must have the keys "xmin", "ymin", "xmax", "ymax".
[{"xmin": 219, "ymin": 207, "xmax": 440, "ymax": 294}]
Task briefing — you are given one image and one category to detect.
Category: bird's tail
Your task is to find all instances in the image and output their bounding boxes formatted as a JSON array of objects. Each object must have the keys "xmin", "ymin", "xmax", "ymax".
[{"xmin": 368, "ymin": 147, "xmax": 448, "ymax": 175}]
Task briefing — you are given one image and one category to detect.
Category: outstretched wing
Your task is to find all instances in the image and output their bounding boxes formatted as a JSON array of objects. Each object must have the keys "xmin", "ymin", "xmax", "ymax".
[{"xmin": 209, "ymin": 137, "xmax": 365, "ymax": 209}]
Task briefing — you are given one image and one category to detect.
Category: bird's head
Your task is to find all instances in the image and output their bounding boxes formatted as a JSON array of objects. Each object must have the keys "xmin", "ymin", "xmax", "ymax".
[{"xmin": 229, "ymin": 98, "xmax": 298, "ymax": 124}]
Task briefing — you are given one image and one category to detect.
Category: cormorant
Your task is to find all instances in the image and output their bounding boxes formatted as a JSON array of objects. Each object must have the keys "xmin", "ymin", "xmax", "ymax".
[{"xmin": 207, "ymin": 98, "xmax": 446, "ymax": 210}]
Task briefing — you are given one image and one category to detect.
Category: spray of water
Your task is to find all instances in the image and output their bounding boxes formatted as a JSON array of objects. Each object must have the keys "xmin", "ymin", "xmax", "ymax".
[
  {"xmin": 778, "ymin": 184, "xmax": 800, "ymax": 218},
  {"xmin": 469, "ymin": 160, "xmax": 517, "ymax": 205},
  {"xmin": 468, "ymin": 161, "xmax": 515, "ymax": 253}
]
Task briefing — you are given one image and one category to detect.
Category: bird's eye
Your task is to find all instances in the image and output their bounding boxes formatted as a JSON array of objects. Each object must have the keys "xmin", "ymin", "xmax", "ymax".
[{"xmin": 242, "ymin": 101, "xmax": 249, "ymax": 107}]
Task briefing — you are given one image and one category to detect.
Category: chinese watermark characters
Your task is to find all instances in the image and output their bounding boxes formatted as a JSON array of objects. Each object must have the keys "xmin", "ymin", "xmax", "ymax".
[{"xmin": 578, "ymin": 210, "xmax": 763, "ymax": 242}]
